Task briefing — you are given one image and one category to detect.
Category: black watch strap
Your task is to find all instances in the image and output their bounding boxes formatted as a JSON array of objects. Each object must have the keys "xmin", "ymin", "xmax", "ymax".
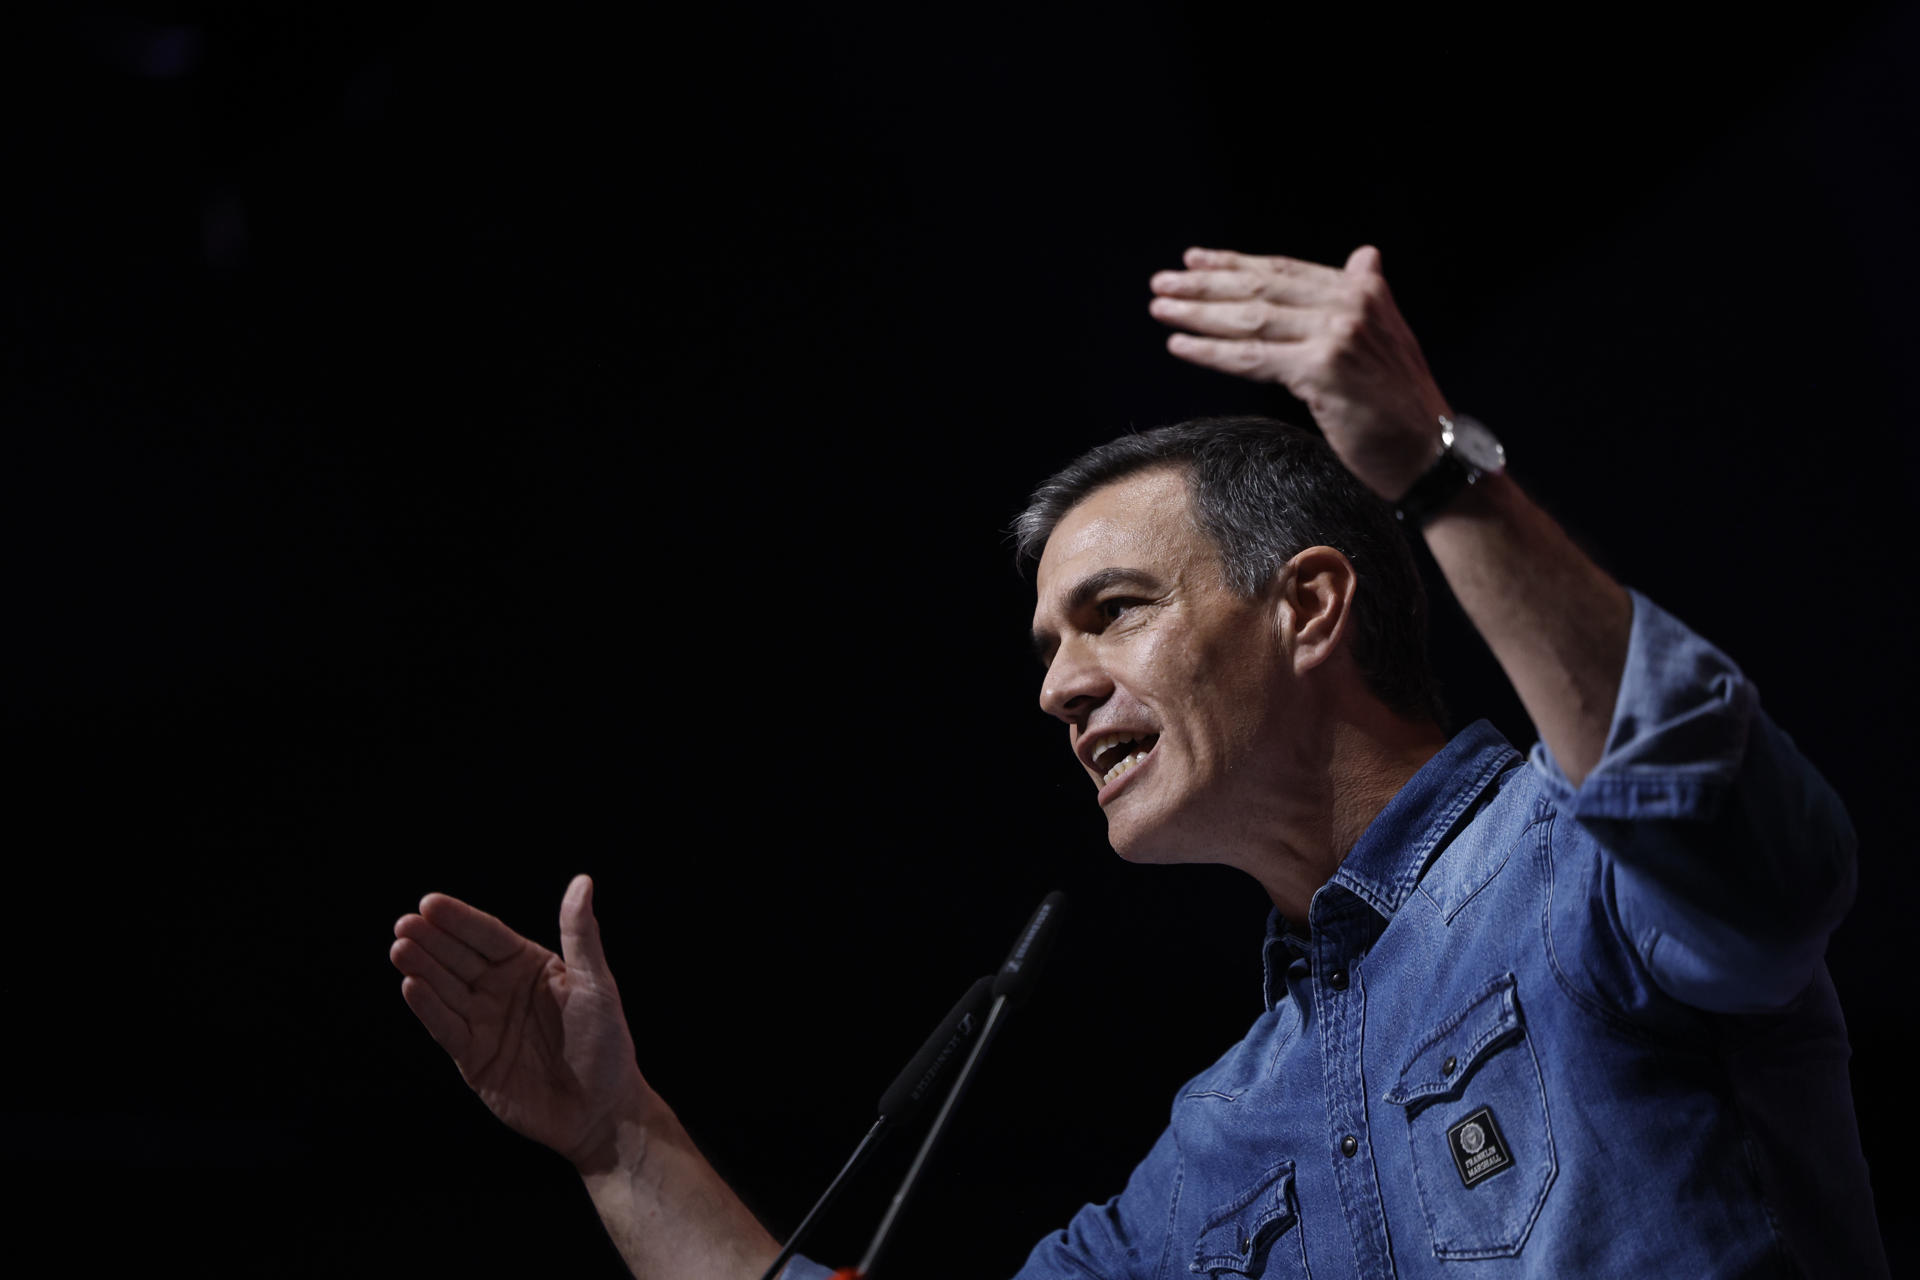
[{"xmin": 1393, "ymin": 450, "xmax": 1478, "ymax": 526}]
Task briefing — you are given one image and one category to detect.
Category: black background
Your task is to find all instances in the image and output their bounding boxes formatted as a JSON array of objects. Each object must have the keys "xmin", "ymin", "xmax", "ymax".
[{"xmin": 7, "ymin": 3, "xmax": 1917, "ymax": 1275}]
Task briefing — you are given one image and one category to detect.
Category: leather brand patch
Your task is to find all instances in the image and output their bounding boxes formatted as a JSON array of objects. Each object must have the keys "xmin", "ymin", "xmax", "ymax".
[{"xmin": 1446, "ymin": 1106, "xmax": 1512, "ymax": 1188}]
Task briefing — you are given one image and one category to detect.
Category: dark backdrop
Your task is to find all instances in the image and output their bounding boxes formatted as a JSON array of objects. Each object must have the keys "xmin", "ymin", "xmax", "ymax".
[{"xmin": 8, "ymin": 4, "xmax": 1916, "ymax": 1275}]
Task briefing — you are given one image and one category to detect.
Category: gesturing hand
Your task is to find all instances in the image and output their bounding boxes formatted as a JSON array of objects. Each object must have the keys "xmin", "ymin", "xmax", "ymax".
[
  {"xmin": 1149, "ymin": 245, "xmax": 1451, "ymax": 502},
  {"xmin": 390, "ymin": 875, "xmax": 649, "ymax": 1169}
]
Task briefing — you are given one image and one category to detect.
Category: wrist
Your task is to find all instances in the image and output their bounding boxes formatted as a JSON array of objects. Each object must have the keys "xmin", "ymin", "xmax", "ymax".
[
  {"xmin": 570, "ymin": 1073, "xmax": 672, "ymax": 1178},
  {"xmin": 1342, "ymin": 401, "xmax": 1452, "ymax": 504},
  {"xmin": 574, "ymin": 1087, "xmax": 783, "ymax": 1280},
  {"xmin": 1391, "ymin": 412, "xmax": 1505, "ymax": 525},
  {"xmin": 1419, "ymin": 465, "xmax": 1516, "ymax": 533}
]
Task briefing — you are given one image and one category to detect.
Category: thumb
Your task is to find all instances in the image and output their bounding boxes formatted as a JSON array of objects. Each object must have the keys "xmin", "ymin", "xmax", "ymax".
[
  {"xmin": 559, "ymin": 873, "xmax": 611, "ymax": 977},
  {"xmin": 1345, "ymin": 244, "xmax": 1383, "ymax": 276}
]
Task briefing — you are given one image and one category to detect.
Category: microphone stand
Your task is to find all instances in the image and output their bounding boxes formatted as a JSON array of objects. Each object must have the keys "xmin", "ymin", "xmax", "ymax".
[
  {"xmin": 760, "ymin": 975, "xmax": 994, "ymax": 1280},
  {"xmin": 831, "ymin": 888, "xmax": 1065, "ymax": 1279},
  {"xmin": 760, "ymin": 1117, "xmax": 885, "ymax": 1280},
  {"xmin": 840, "ymin": 993, "xmax": 1011, "ymax": 1280}
]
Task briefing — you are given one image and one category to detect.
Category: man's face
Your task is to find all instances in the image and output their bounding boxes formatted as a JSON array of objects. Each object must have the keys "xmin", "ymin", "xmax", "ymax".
[{"xmin": 1031, "ymin": 467, "xmax": 1294, "ymax": 863}]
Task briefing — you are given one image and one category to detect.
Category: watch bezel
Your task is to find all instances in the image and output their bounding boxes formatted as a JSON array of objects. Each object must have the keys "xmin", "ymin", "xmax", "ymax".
[{"xmin": 1441, "ymin": 413, "xmax": 1506, "ymax": 474}]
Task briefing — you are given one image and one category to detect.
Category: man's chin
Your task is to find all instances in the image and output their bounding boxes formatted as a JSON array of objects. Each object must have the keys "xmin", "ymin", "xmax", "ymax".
[{"xmin": 1104, "ymin": 812, "xmax": 1199, "ymax": 866}]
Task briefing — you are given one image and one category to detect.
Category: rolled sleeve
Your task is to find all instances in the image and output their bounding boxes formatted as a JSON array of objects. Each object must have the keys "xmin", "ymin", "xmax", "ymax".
[
  {"xmin": 1528, "ymin": 590, "xmax": 1758, "ymax": 820},
  {"xmin": 1531, "ymin": 591, "xmax": 1857, "ymax": 1012}
]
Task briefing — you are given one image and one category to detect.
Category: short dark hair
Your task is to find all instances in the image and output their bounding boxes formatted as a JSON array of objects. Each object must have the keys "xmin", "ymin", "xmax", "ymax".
[{"xmin": 1013, "ymin": 416, "xmax": 1445, "ymax": 726}]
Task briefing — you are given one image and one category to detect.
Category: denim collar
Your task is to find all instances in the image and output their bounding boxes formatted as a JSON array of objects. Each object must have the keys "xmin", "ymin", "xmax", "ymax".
[
  {"xmin": 1332, "ymin": 718, "xmax": 1520, "ymax": 919},
  {"xmin": 1262, "ymin": 719, "xmax": 1519, "ymax": 1006}
]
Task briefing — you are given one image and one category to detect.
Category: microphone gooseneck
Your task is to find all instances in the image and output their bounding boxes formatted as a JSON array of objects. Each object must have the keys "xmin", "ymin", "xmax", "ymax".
[
  {"xmin": 757, "ymin": 975, "xmax": 994, "ymax": 1280},
  {"xmin": 850, "ymin": 891, "xmax": 1068, "ymax": 1280}
]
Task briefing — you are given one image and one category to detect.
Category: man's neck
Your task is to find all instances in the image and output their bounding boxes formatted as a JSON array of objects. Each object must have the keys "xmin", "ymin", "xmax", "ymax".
[{"xmin": 1248, "ymin": 703, "xmax": 1447, "ymax": 924}]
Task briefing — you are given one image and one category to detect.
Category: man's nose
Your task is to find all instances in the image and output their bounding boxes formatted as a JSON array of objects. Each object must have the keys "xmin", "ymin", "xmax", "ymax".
[{"xmin": 1039, "ymin": 637, "xmax": 1111, "ymax": 722}]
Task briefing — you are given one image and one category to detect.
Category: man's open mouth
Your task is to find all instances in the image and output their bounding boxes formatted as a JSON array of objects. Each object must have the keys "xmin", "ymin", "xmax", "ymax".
[{"xmin": 1087, "ymin": 732, "xmax": 1161, "ymax": 788}]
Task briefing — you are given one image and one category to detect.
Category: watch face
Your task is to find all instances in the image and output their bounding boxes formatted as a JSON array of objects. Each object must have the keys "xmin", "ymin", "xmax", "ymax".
[{"xmin": 1447, "ymin": 415, "xmax": 1506, "ymax": 471}]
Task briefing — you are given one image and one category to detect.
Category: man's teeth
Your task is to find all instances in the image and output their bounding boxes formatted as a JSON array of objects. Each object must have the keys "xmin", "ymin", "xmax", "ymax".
[
  {"xmin": 1101, "ymin": 750, "xmax": 1148, "ymax": 787},
  {"xmin": 1087, "ymin": 731, "xmax": 1157, "ymax": 787}
]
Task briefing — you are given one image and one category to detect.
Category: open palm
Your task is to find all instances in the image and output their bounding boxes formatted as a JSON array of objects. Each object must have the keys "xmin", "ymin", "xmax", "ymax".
[{"xmin": 391, "ymin": 875, "xmax": 646, "ymax": 1166}]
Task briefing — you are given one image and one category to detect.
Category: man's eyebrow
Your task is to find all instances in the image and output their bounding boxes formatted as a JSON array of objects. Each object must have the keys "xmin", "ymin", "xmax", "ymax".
[{"xmin": 1030, "ymin": 567, "xmax": 1163, "ymax": 661}]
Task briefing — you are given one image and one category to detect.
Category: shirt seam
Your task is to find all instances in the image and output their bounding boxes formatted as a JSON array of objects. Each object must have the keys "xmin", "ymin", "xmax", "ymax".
[
  {"xmin": 1156, "ymin": 1150, "xmax": 1183, "ymax": 1280},
  {"xmin": 1535, "ymin": 801, "xmax": 1711, "ymax": 1049}
]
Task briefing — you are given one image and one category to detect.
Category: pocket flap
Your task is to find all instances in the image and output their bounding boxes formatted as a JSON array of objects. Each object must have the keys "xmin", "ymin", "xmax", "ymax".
[
  {"xmin": 1381, "ymin": 972, "xmax": 1523, "ymax": 1109},
  {"xmin": 1189, "ymin": 1159, "xmax": 1297, "ymax": 1276}
]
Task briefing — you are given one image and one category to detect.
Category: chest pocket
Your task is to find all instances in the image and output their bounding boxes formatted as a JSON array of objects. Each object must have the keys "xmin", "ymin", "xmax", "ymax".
[
  {"xmin": 1188, "ymin": 1159, "xmax": 1309, "ymax": 1277},
  {"xmin": 1380, "ymin": 972, "xmax": 1557, "ymax": 1259}
]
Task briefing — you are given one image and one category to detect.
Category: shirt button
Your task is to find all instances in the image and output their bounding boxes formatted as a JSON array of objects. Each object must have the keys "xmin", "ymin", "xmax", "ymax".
[
  {"xmin": 1443, "ymin": 1055, "xmax": 1457, "ymax": 1076},
  {"xmin": 1341, "ymin": 1134, "xmax": 1358, "ymax": 1157},
  {"xmin": 1329, "ymin": 968, "xmax": 1349, "ymax": 991}
]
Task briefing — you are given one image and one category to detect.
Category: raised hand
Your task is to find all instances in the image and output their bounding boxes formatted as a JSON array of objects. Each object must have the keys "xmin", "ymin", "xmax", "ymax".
[
  {"xmin": 1148, "ymin": 245, "xmax": 1450, "ymax": 502},
  {"xmin": 390, "ymin": 874, "xmax": 648, "ymax": 1169}
]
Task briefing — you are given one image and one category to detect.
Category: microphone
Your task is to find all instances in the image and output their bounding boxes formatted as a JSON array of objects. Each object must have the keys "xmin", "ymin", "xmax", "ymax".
[
  {"xmin": 758, "ymin": 975, "xmax": 993, "ymax": 1280},
  {"xmin": 843, "ymin": 891, "xmax": 1068, "ymax": 1280},
  {"xmin": 879, "ymin": 975, "xmax": 994, "ymax": 1123},
  {"xmin": 992, "ymin": 889, "xmax": 1066, "ymax": 1008}
]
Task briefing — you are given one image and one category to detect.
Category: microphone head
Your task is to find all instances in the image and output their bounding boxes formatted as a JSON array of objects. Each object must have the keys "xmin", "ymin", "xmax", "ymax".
[
  {"xmin": 876, "ymin": 975, "xmax": 993, "ymax": 1123},
  {"xmin": 991, "ymin": 890, "xmax": 1066, "ymax": 1007}
]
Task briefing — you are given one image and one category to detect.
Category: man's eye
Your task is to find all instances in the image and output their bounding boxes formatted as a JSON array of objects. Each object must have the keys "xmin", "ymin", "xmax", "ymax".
[{"xmin": 1098, "ymin": 598, "xmax": 1140, "ymax": 623}]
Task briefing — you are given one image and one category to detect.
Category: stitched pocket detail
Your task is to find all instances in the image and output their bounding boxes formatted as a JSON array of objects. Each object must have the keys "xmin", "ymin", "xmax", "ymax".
[
  {"xmin": 1381, "ymin": 973, "xmax": 1557, "ymax": 1259},
  {"xmin": 1187, "ymin": 1159, "xmax": 1310, "ymax": 1277}
]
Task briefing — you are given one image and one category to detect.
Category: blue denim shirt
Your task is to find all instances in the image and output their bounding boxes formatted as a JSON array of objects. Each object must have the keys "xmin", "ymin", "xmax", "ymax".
[{"xmin": 789, "ymin": 593, "xmax": 1884, "ymax": 1278}]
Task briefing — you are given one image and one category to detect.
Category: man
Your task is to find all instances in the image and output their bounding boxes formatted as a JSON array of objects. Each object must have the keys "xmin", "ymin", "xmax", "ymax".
[{"xmin": 390, "ymin": 245, "xmax": 1885, "ymax": 1276}]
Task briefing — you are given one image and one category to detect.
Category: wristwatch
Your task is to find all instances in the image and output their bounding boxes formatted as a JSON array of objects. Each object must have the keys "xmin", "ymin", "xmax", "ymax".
[{"xmin": 1393, "ymin": 413, "xmax": 1506, "ymax": 526}]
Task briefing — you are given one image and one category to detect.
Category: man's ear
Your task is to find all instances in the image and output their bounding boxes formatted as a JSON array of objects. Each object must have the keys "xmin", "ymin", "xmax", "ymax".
[{"xmin": 1277, "ymin": 545, "xmax": 1358, "ymax": 675}]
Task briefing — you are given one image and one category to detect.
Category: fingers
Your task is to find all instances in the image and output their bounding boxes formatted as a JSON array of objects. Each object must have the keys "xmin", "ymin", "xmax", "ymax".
[
  {"xmin": 1149, "ymin": 268, "xmax": 1266, "ymax": 300},
  {"xmin": 1154, "ymin": 255, "xmax": 1345, "ymax": 305},
  {"xmin": 558, "ymin": 874, "xmax": 611, "ymax": 980},
  {"xmin": 1165, "ymin": 332, "xmax": 1291, "ymax": 377},
  {"xmin": 1149, "ymin": 245, "xmax": 1393, "ymax": 386},
  {"xmin": 1180, "ymin": 247, "xmax": 1347, "ymax": 288},
  {"xmin": 1183, "ymin": 246, "xmax": 1275, "ymax": 272},
  {"xmin": 1149, "ymin": 250, "xmax": 1350, "ymax": 353},
  {"xmin": 394, "ymin": 912, "xmax": 492, "ymax": 985},
  {"xmin": 399, "ymin": 974, "xmax": 473, "ymax": 1059},
  {"xmin": 417, "ymin": 892, "xmax": 529, "ymax": 965},
  {"xmin": 1148, "ymin": 295, "xmax": 1316, "ymax": 342},
  {"xmin": 390, "ymin": 934, "xmax": 477, "ymax": 1015}
]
